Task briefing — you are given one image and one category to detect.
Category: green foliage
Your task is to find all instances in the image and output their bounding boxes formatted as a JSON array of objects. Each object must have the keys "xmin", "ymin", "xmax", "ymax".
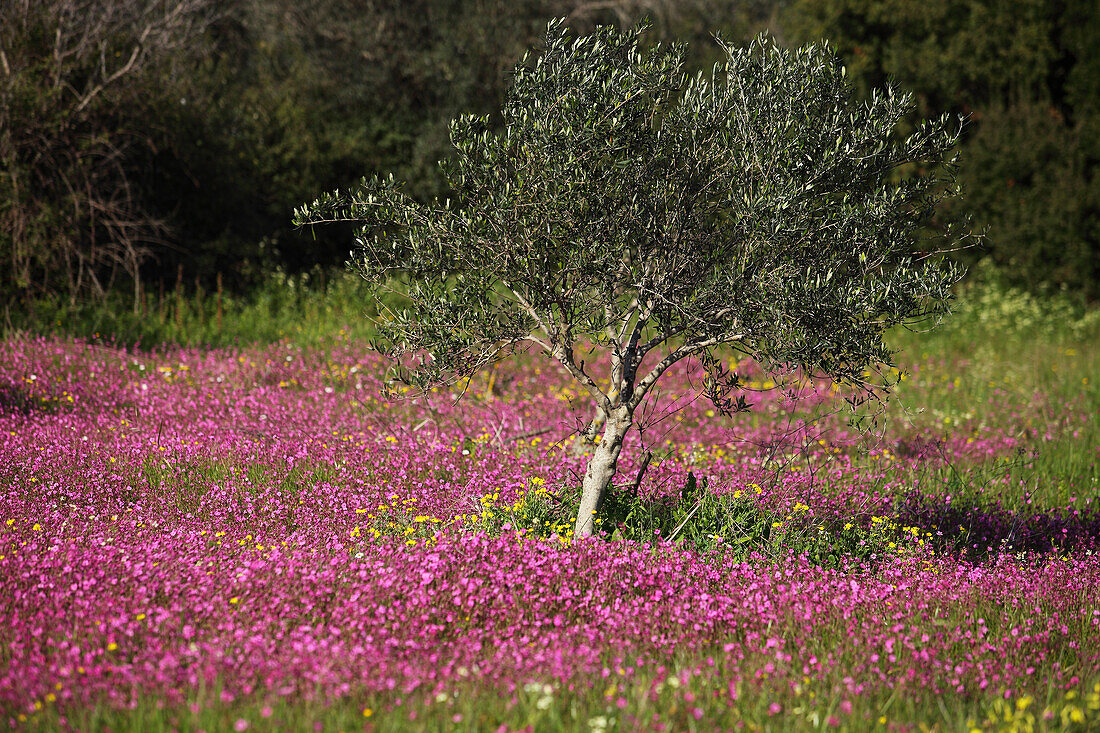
[
  {"xmin": 4, "ymin": 0, "xmax": 778, "ymax": 304},
  {"xmin": 298, "ymin": 21, "xmax": 967, "ymax": 407},
  {"xmin": 599, "ymin": 472, "xmax": 774, "ymax": 551},
  {"xmin": 0, "ymin": 0, "xmax": 219, "ymax": 303},
  {"xmin": 478, "ymin": 472, "xmax": 929, "ymax": 566},
  {"xmin": 781, "ymin": 0, "xmax": 1058, "ymax": 111},
  {"xmin": 951, "ymin": 103, "xmax": 1100, "ymax": 299},
  {"xmin": 781, "ymin": 0, "xmax": 1100, "ymax": 299},
  {"xmin": 940, "ymin": 262, "xmax": 1100, "ymax": 343},
  {"xmin": 6, "ymin": 0, "xmax": 1095, "ymax": 304}
]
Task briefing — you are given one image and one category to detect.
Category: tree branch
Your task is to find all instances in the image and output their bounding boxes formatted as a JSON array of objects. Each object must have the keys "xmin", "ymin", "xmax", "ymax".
[
  {"xmin": 501, "ymin": 277, "xmax": 556, "ymax": 344},
  {"xmin": 554, "ymin": 343, "xmax": 611, "ymax": 414},
  {"xmin": 75, "ymin": 42, "xmax": 142, "ymax": 113},
  {"xmin": 628, "ymin": 332, "xmax": 742, "ymax": 410}
]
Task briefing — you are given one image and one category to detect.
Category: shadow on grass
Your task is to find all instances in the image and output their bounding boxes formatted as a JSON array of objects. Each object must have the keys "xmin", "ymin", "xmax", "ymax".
[{"xmin": 897, "ymin": 492, "xmax": 1100, "ymax": 560}]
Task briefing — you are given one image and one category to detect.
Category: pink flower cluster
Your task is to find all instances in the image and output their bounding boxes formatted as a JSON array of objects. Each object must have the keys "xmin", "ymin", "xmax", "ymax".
[{"xmin": 1, "ymin": 336, "xmax": 1097, "ymax": 718}]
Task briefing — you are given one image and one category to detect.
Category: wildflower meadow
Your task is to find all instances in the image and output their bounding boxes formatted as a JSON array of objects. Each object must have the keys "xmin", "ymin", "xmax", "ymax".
[{"xmin": 2, "ymin": 279, "xmax": 1099, "ymax": 732}]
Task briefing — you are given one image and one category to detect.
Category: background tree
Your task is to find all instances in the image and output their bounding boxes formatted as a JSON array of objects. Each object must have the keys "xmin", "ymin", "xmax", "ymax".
[
  {"xmin": 0, "ymin": 0, "xmax": 220, "ymax": 306},
  {"xmin": 297, "ymin": 20, "xmax": 969, "ymax": 538},
  {"xmin": 781, "ymin": 0, "xmax": 1100, "ymax": 299},
  {"xmin": 160, "ymin": 0, "xmax": 779, "ymax": 281}
]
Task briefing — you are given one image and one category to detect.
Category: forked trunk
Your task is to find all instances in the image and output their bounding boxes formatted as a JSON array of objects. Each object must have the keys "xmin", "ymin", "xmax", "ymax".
[
  {"xmin": 569, "ymin": 405, "xmax": 607, "ymax": 457},
  {"xmin": 573, "ymin": 405, "xmax": 632, "ymax": 539}
]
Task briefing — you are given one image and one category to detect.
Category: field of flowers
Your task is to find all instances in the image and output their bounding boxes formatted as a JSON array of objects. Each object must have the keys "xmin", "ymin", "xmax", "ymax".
[{"xmin": 2, "ymin": 287, "xmax": 1099, "ymax": 732}]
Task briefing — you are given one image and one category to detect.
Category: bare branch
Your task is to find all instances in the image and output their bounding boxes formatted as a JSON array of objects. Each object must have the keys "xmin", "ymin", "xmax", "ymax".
[
  {"xmin": 628, "ymin": 332, "xmax": 743, "ymax": 410},
  {"xmin": 501, "ymin": 278, "xmax": 556, "ymax": 345},
  {"xmin": 554, "ymin": 344, "xmax": 612, "ymax": 414}
]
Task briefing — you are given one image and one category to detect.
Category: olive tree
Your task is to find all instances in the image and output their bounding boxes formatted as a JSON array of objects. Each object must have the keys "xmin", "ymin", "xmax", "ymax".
[{"xmin": 295, "ymin": 20, "xmax": 969, "ymax": 539}]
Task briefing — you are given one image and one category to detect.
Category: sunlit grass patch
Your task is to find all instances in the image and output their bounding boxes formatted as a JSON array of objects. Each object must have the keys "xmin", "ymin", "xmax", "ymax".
[{"xmin": 15, "ymin": 664, "xmax": 1100, "ymax": 732}]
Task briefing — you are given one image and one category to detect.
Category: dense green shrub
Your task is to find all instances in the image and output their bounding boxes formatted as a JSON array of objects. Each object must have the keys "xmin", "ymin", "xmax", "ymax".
[{"xmin": 782, "ymin": 0, "xmax": 1100, "ymax": 300}]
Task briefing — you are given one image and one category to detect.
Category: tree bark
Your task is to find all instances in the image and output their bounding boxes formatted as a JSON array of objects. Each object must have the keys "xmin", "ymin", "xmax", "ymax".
[
  {"xmin": 568, "ymin": 404, "xmax": 606, "ymax": 456},
  {"xmin": 573, "ymin": 404, "xmax": 632, "ymax": 539}
]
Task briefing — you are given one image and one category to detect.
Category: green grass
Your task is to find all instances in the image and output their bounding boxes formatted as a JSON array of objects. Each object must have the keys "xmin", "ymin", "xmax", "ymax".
[
  {"xmin": 19, "ymin": 663, "xmax": 1100, "ymax": 732},
  {"xmin": 2, "ymin": 268, "xmax": 384, "ymax": 349},
  {"xmin": 879, "ymin": 264, "xmax": 1100, "ymax": 510}
]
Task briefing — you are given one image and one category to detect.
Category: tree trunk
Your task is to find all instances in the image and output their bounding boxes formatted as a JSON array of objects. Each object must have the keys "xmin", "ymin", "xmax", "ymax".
[
  {"xmin": 569, "ymin": 404, "xmax": 606, "ymax": 457},
  {"xmin": 573, "ymin": 405, "xmax": 632, "ymax": 539}
]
